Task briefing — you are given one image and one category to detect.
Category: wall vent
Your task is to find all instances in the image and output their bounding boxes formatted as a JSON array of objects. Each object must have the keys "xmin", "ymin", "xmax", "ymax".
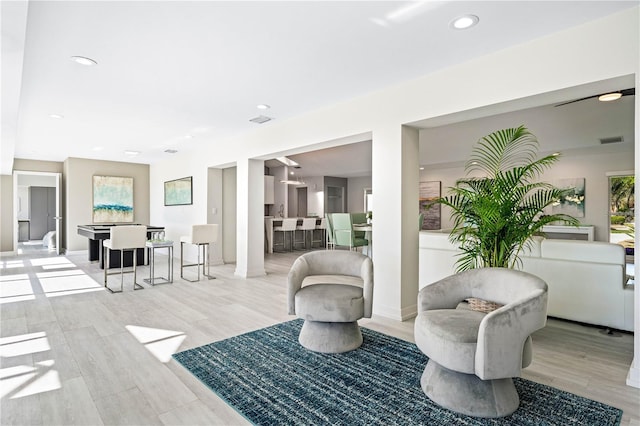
[
  {"xmin": 599, "ymin": 136, "xmax": 624, "ymax": 144},
  {"xmin": 249, "ymin": 115, "xmax": 273, "ymax": 124},
  {"xmin": 164, "ymin": 149, "xmax": 178, "ymax": 154}
]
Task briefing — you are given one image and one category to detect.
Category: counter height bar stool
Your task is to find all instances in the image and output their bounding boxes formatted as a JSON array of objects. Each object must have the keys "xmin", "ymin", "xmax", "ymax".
[
  {"xmin": 103, "ymin": 225, "xmax": 147, "ymax": 293},
  {"xmin": 180, "ymin": 224, "xmax": 218, "ymax": 282},
  {"xmin": 273, "ymin": 218, "xmax": 297, "ymax": 252},
  {"xmin": 312, "ymin": 217, "xmax": 326, "ymax": 248},
  {"xmin": 294, "ymin": 218, "xmax": 317, "ymax": 250}
]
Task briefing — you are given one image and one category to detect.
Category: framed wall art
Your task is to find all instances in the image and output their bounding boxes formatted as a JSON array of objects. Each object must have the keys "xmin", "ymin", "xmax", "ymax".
[
  {"xmin": 164, "ymin": 176, "xmax": 193, "ymax": 206},
  {"xmin": 419, "ymin": 181, "xmax": 441, "ymax": 230},
  {"xmin": 552, "ymin": 177, "xmax": 585, "ymax": 218},
  {"xmin": 92, "ymin": 175, "xmax": 134, "ymax": 223}
]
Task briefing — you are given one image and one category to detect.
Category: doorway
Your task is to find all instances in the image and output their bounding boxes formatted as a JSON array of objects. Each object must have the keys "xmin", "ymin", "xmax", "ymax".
[
  {"xmin": 608, "ymin": 173, "xmax": 634, "ymax": 282},
  {"xmin": 297, "ymin": 187, "xmax": 307, "ymax": 217},
  {"xmin": 13, "ymin": 171, "xmax": 62, "ymax": 255}
]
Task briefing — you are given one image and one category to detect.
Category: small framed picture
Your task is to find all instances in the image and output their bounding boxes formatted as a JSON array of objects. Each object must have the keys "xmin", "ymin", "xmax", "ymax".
[{"xmin": 164, "ymin": 176, "xmax": 193, "ymax": 206}]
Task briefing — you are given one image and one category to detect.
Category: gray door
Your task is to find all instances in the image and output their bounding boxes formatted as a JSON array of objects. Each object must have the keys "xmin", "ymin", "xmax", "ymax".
[
  {"xmin": 297, "ymin": 187, "xmax": 307, "ymax": 217},
  {"xmin": 29, "ymin": 186, "xmax": 55, "ymax": 239}
]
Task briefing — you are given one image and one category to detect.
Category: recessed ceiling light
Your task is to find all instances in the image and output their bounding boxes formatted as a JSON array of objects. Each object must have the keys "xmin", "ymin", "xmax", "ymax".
[
  {"xmin": 451, "ymin": 14, "xmax": 479, "ymax": 30},
  {"xmin": 49, "ymin": 114, "xmax": 64, "ymax": 119},
  {"xmin": 552, "ymin": 152, "xmax": 561, "ymax": 156},
  {"xmin": 257, "ymin": 104, "xmax": 270, "ymax": 110},
  {"xmin": 124, "ymin": 150, "xmax": 140, "ymax": 156},
  {"xmin": 419, "ymin": 167, "xmax": 425, "ymax": 170},
  {"xmin": 93, "ymin": 146, "xmax": 104, "ymax": 151},
  {"xmin": 70, "ymin": 56, "xmax": 97, "ymax": 66},
  {"xmin": 598, "ymin": 92, "xmax": 622, "ymax": 102},
  {"xmin": 184, "ymin": 134, "xmax": 193, "ymax": 139}
]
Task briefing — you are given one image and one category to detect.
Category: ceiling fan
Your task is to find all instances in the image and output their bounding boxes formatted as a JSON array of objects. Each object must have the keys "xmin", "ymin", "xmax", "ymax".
[{"xmin": 554, "ymin": 88, "xmax": 635, "ymax": 107}]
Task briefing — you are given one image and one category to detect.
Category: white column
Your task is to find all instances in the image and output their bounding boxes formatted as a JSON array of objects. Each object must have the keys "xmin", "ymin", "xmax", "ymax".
[
  {"xmin": 371, "ymin": 124, "xmax": 420, "ymax": 320},
  {"xmin": 207, "ymin": 167, "xmax": 224, "ymax": 266},
  {"xmin": 626, "ymin": 69, "xmax": 640, "ymax": 389},
  {"xmin": 235, "ymin": 158, "xmax": 266, "ymax": 278}
]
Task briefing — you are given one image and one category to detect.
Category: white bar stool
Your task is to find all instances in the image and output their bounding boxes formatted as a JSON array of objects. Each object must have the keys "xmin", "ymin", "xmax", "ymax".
[
  {"xmin": 103, "ymin": 225, "xmax": 147, "ymax": 293},
  {"xmin": 273, "ymin": 218, "xmax": 297, "ymax": 252},
  {"xmin": 180, "ymin": 224, "xmax": 218, "ymax": 282},
  {"xmin": 312, "ymin": 218, "xmax": 326, "ymax": 248},
  {"xmin": 295, "ymin": 218, "xmax": 317, "ymax": 250}
]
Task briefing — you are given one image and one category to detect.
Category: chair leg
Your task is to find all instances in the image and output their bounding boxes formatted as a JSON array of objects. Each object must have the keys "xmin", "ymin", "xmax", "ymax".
[
  {"xmin": 181, "ymin": 242, "xmax": 215, "ymax": 282},
  {"xmin": 133, "ymin": 248, "xmax": 143, "ymax": 290}
]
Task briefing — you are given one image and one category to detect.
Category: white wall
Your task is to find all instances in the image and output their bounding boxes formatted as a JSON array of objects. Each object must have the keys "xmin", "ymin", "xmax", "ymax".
[{"xmin": 347, "ymin": 176, "xmax": 372, "ymax": 213}]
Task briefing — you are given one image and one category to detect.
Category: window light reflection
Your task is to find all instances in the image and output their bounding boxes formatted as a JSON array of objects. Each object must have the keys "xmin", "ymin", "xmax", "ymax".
[{"xmin": 126, "ymin": 325, "xmax": 186, "ymax": 363}]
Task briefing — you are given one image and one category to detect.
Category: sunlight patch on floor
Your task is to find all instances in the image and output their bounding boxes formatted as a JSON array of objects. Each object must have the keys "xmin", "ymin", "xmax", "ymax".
[
  {"xmin": 0, "ymin": 360, "xmax": 61, "ymax": 399},
  {"xmin": 36, "ymin": 269, "xmax": 104, "ymax": 297},
  {"xmin": 0, "ymin": 260, "xmax": 25, "ymax": 269},
  {"xmin": 126, "ymin": 325, "xmax": 186, "ymax": 363},
  {"xmin": 0, "ymin": 274, "xmax": 35, "ymax": 304},
  {"xmin": 31, "ymin": 257, "xmax": 75, "ymax": 270}
]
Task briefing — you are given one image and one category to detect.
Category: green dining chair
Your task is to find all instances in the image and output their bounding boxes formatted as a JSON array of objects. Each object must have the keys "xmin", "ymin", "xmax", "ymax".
[{"xmin": 332, "ymin": 213, "xmax": 368, "ymax": 251}]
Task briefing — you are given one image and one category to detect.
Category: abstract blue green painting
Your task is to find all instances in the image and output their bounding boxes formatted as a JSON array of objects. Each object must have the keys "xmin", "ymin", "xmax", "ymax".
[
  {"xmin": 164, "ymin": 176, "xmax": 192, "ymax": 206},
  {"xmin": 92, "ymin": 175, "xmax": 134, "ymax": 223}
]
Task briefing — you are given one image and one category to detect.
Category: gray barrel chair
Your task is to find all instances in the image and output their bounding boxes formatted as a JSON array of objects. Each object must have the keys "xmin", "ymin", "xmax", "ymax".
[
  {"xmin": 415, "ymin": 268, "xmax": 548, "ymax": 418},
  {"xmin": 288, "ymin": 250, "xmax": 373, "ymax": 353}
]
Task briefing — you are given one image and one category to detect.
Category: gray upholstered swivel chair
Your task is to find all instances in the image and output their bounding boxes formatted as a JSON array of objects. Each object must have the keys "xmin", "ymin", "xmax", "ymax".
[
  {"xmin": 180, "ymin": 224, "xmax": 218, "ymax": 282},
  {"xmin": 414, "ymin": 268, "xmax": 548, "ymax": 418},
  {"xmin": 103, "ymin": 225, "xmax": 147, "ymax": 293},
  {"xmin": 288, "ymin": 250, "xmax": 373, "ymax": 353}
]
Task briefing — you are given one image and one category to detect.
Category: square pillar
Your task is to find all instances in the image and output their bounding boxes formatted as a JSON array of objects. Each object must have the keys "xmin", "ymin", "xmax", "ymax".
[
  {"xmin": 371, "ymin": 124, "xmax": 420, "ymax": 320},
  {"xmin": 235, "ymin": 158, "xmax": 266, "ymax": 278}
]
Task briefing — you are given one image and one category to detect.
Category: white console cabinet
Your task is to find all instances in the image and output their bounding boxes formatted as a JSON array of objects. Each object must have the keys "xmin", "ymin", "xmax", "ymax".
[{"xmin": 541, "ymin": 225, "xmax": 594, "ymax": 241}]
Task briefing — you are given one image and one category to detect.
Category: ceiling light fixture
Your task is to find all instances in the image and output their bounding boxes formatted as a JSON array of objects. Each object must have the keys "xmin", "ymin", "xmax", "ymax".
[
  {"xmin": 70, "ymin": 56, "xmax": 98, "ymax": 66},
  {"xmin": 276, "ymin": 156, "xmax": 300, "ymax": 167},
  {"xmin": 280, "ymin": 179, "xmax": 305, "ymax": 185},
  {"xmin": 124, "ymin": 150, "xmax": 140, "ymax": 156},
  {"xmin": 451, "ymin": 14, "xmax": 479, "ymax": 30},
  {"xmin": 92, "ymin": 146, "xmax": 104, "ymax": 151},
  {"xmin": 249, "ymin": 115, "xmax": 273, "ymax": 124},
  {"xmin": 49, "ymin": 114, "xmax": 64, "ymax": 119},
  {"xmin": 257, "ymin": 104, "xmax": 270, "ymax": 110},
  {"xmin": 598, "ymin": 92, "xmax": 622, "ymax": 102}
]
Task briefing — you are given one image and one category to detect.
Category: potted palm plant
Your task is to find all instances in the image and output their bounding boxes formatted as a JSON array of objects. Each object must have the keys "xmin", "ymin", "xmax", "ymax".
[{"xmin": 434, "ymin": 125, "xmax": 579, "ymax": 271}]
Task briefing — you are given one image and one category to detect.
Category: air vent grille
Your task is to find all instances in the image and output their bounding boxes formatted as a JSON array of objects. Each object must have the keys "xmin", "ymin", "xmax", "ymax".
[
  {"xmin": 249, "ymin": 115, "xmax": 273, "ymax": 124},
  {"xmin": 599, "ymin": 136, "xmax": 624, "ymax": 144},
  {"xmin": 164, "ymin": 149, "xmax": 178, "ymax": 154}
]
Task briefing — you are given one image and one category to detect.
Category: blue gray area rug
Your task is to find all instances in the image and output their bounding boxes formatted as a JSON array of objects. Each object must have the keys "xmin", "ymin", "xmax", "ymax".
[{"xmin": 173, "ymin": 319, "xmax": 622, "ymax": 425}]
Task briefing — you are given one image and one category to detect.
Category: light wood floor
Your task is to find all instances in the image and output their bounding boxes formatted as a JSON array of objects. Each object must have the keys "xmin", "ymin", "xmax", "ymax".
[{"xmin": 1, "ymin": 246, "xmax": 638, "ymax": 425}]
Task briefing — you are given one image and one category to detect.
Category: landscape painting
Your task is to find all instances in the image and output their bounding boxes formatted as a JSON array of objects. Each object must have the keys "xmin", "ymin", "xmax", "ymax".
[
  {"xmin": 92, "ymin": 176, "xmax": 134, "ymax": 223},
  {"xmin": 552, "ymin": 177, "xmax": 585, "ymax": 218},
  {"xmin": 419, "ymin": 181, "xmax": 441, "ymax": 230},
  {"xmin": 164, "ymin": 176, "xmax": 193, "ymax": 206}
]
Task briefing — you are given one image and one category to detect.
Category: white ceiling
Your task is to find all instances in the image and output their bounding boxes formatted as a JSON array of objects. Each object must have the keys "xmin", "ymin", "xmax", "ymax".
[{"xmin": 2, "ymin": 1, "xmax": 637, "ymax": 176}]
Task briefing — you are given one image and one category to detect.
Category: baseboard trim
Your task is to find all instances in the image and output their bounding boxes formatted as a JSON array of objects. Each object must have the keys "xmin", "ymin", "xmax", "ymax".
[
  {"xmin": 374, "ymin": 303, "xmax": 418, "ymax": 322},
  {"xmin": 627, "ymin": 358, "xmax": 640, "ymax": 388},
  {"xmin": 234, "ymin": 267, "xmax": 266, "ymax": 278}
]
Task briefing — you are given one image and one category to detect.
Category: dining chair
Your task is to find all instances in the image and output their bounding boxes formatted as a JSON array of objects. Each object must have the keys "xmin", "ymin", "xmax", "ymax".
[
  {"xmin": 332, "ymin": 213, "xmax": 368, "ymax": 252},
  {"xmin": 274, "ymin": 218, "xmax": 297, "ymax": 252},
  {"xmin": 325, "ymin": 214, "xmax": 336, "ymax": 250},
  {"xmin": 103, "ymin": 225, "xmax": 147, "ymax": 293},
  {"xmin": 180, "ymin": 224, "xmax": 218, "ymax": 282},
  {"xmin": 294, "ymin": 218, "xmax": 317, "ymax": 250}
]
